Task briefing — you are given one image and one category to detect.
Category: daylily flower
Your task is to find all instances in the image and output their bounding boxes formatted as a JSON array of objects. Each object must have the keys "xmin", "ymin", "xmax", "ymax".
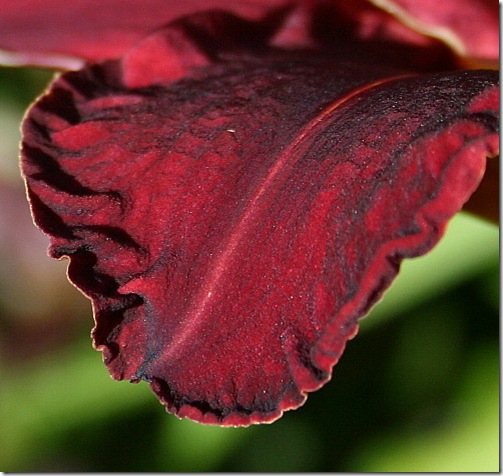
[{"xmin": 0, "ymin": 0, "xmax": 498, "ymax": 426}]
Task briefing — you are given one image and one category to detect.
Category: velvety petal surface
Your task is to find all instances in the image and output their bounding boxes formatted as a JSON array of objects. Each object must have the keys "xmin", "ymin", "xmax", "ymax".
[{"xmin": 21, "ymin": 11, "xmax": 499, "ymax": 425}]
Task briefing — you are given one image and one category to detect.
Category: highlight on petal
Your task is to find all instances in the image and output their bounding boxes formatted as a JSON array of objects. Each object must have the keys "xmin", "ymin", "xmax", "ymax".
[
  {"xmin": 369, "ymin": 0, "xmax": 499, "ymax": 67},
  {"xmin": 20, "ymin": 7, "xmax": 499, "ymax": 426}
]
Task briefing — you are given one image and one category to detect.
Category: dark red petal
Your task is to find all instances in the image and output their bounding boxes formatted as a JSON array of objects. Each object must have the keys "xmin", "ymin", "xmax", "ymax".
[
  {"xmin": 462, "ymin": 155, "xmax": 499, "ymax": 222},
  {"xmin": 0, "ymin": 0, "xmax": 285, "ymax": 68},
  {"xmin": 21, "ymin": 28, "xmax": 499, "ymax": 424},
  {"xmin": 20, "ymin": 7, "xmax": 499, "ymax": 425}
]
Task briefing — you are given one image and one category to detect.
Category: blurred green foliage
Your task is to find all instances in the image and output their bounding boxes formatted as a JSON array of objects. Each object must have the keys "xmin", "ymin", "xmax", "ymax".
[{"xmin": 0, "ymin": 67, "xmax": 499, "ymax": 472}]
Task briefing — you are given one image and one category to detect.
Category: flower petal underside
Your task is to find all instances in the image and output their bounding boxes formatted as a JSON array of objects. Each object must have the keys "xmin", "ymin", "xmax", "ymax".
[{"xmin": 21, "ymin": 12, "xmax": 499, "ymax": 425}]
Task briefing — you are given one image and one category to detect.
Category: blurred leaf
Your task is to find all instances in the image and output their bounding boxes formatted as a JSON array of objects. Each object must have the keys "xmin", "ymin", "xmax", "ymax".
[
  {"xmin": 0, "ymin": 339, "xmax": 153, "ymax": 471},
  {"xmin": 155, "ymin": 418, "xmax": 249, "ymax": 472},
  {"xmin": 349, "ymin": 346, "xmax": 499, "ymax": 472},
  {"xmin": 224, "ymin": 418, "xmax": 323, "ymax": 472}
]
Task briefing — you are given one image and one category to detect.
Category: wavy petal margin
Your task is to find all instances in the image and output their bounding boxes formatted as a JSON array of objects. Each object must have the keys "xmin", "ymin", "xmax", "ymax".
[{"xmin": 20, "ymin": 11, "xmax": 499, "ymax": 425}]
